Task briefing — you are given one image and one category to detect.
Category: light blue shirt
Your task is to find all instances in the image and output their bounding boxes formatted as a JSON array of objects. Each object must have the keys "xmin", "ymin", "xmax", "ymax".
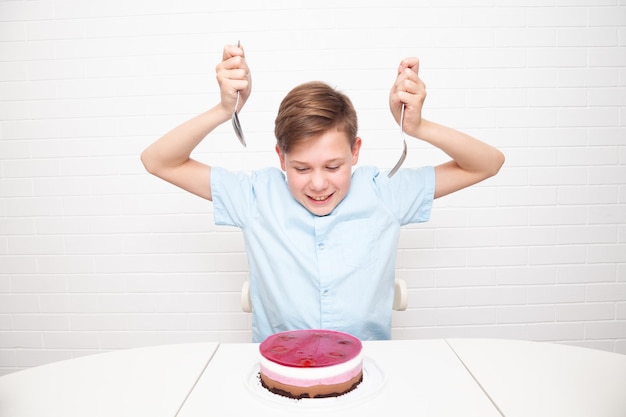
[{"xmin": 211, "ymin": 165, "xmax": 435, "ymax": 342}]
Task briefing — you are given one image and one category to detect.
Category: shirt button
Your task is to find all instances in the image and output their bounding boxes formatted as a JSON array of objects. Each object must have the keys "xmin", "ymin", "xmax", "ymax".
[
  {"xmin": 317, "ymin": 242, "xmax": 325, "ymax": 250},
  {"xmin": 322, "ymin": 289, "xmax": 329, "ymax": 296}
]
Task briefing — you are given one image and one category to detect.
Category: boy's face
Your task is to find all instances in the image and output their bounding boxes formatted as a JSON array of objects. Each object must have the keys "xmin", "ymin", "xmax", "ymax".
[{"xmin": 276, "ymin": 128, "xmax": 362, "ymax": 216}]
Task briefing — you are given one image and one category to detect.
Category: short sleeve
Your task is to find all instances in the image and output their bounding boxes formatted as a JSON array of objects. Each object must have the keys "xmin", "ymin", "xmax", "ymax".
[
  {"xmin": 210, "ymin": 167, "xmax": 253, "ymax": 228},
  {"xmin": 372, "ymin": 166, "xmax": 436, "ymax": 225}
]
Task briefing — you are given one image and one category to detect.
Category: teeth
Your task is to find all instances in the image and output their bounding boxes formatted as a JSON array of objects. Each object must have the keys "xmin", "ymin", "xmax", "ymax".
[{"xmin": 311, "ymin": 195, "xmax": 329, "ymax": 201}]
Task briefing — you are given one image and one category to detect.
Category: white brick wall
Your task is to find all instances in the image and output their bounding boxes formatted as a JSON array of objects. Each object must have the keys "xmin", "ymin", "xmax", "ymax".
[{"xmin": 1, "ymin": 0, "xmax": 625, "ymax": 375}]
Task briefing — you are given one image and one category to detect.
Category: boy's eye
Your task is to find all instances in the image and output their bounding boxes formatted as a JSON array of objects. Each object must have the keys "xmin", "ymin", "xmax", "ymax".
[
  {"xmin": 294, "ymin": 167, "xmax": 309, "ymax": 172},
  {"xmin": 326, "ymin": 166, "xmax": 340, "ymax": 171}
]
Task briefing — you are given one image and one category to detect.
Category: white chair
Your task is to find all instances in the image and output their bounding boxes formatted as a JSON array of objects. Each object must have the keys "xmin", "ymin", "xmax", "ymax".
[
  {"xmin": 241, "ymin": 278, "xmax": 408, "ymax": 313},
  {"xmin": 393, "ymin": 278, "xmax": 408, "ymax": 311}
]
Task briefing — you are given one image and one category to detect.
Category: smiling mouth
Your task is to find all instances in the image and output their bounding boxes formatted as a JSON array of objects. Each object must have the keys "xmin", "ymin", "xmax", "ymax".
[{"xmin": 308, "ymin": 193, "xmax": 333, "ymax": 203}]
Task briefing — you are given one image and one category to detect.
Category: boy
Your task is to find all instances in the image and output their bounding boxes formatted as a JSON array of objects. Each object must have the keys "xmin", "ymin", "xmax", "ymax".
[{"xmin": 141, "ymin": 44, "xmax": 504, "ymax": 342}]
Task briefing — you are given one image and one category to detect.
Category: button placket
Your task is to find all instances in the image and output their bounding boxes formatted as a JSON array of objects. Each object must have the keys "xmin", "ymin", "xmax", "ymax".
[{"xmin": 314, "ymin": 217, "xmax": 334, "ymax": 327}]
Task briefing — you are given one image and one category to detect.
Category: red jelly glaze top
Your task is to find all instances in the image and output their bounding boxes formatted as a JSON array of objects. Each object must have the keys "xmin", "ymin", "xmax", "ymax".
[{"xmin": 259, "ymin": 329, "xmax": 362, "ymax": 368}]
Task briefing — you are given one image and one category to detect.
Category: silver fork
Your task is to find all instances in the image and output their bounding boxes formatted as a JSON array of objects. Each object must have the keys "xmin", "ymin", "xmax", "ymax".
[
  {"xmin": 231, "ymin": 41, "xmax": 246, "ymax": 147},
  {"xmin": 388, "ymin": 103, "xmax": 407, "ymax": 178}
]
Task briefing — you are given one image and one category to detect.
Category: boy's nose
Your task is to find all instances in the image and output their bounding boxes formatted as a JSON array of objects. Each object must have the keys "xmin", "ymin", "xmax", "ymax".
[{"xmin": 309, "ymin": 171, "xmax": 328, "ymax": 190}]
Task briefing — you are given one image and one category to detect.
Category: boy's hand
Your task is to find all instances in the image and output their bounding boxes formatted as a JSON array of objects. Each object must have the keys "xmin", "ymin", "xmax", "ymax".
[
  {"xmin": 389, "ymin": 57, "xmax": 426, "ymax": 138},
  {"xmin": 216, "ymin": 42, "xmax": 251, "ymax": 117}
]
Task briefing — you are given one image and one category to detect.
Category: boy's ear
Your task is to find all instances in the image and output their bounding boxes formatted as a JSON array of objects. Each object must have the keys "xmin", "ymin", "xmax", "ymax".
[
  {"xmin": 351, "ymin": 137, "xmax": 362, "ymax": 165},
  {"xmin": 275, "ymin": 144, "xmax": 286, "ymax": 171}
]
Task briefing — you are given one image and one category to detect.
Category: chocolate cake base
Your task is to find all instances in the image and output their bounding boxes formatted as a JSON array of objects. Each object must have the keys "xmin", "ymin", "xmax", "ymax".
[{"xmin": 259, "ymin": 372, "xmax": 363, "ymax": 399}]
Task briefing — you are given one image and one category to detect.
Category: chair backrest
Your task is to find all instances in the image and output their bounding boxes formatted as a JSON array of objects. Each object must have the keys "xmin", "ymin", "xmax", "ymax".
[
  {"xmin": 240, "ymin": 279, "xmax": 408, "ymax": 313},
  {"xmin": 241, "ymin": 280, "xmax": 252, "ymax": 313},
  {"xmin": 393, "ymin": 278, "xmax": 408, "ymax": 311}
]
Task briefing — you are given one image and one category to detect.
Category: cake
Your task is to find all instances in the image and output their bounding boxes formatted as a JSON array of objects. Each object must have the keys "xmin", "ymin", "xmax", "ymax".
[{"xmin": 258, "ymin": 329, "xmax": 363, "ymax": 399}]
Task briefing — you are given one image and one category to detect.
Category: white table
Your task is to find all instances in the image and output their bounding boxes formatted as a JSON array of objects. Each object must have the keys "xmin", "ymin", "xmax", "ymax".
[
  {"xmin": 177, "ymin": 339, "xmax": 502, "ymax": 417},
  {"xmin": 2, "ymin": 339, "xmax": 625, "ymax": 417},
  {"xmin": 447, "ymin": 338, "xmax": 626, "ymax": 417},
  {"xmin": 0, "ymin": 342, "xmax": 218, "ymax": 417}
]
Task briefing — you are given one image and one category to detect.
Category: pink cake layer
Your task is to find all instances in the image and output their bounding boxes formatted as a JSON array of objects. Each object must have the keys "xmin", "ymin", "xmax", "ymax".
[{"xmin": 259, "ymin": 354, "xmax": 363, "ymax": 387}]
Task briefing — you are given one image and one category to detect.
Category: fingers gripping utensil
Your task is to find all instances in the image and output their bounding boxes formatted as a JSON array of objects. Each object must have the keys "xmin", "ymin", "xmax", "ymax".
[
  {"xmin": 231, "ymin": 41, "xmax": 246, "ymax": 147},
  {"xmin": 388, "ymin": 103, "xmax": 407, "ymax": 178}
]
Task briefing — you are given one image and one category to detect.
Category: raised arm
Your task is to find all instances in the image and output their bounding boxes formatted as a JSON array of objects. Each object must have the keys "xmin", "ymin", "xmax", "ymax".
[
  {"xmin": 389, "ymin": 57, "xmax": 504, "ymax": 199},
  {"xmin": 140, "ymin": 43, "xmax": 251, "ymax": 200}
]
